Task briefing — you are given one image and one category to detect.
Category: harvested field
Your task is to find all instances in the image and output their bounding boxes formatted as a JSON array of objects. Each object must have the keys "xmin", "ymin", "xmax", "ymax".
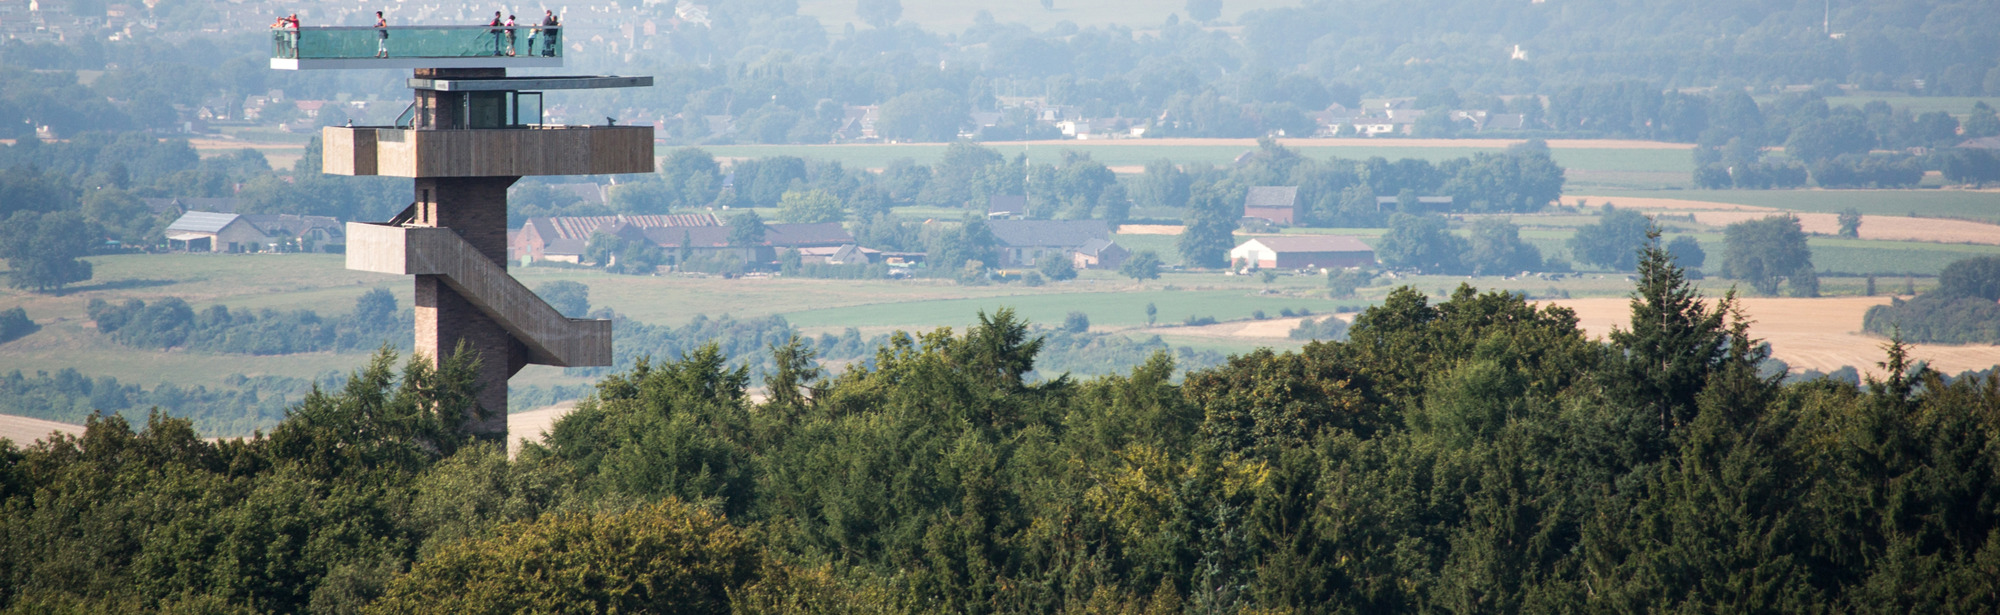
[
  {"xmin": 1686, "ymin": 212, "xmax": 2000, "ymax": 246},
  {"xmin": 0, "ymin": 414, "xmax": 84, "ymax": 447},
  {"xmin": 507, "ymin": 400, "xmax": 577, "ymax": 458},
  {"xmin": 1152, "ymin": 316, "xmax": 1315, "ymax": 340},
  {"xmin": 1545, "ymin": 297, "xmax": 2000, "ymax": 377}
]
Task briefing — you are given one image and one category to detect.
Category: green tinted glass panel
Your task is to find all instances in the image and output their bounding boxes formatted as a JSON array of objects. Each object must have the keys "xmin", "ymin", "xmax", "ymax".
[{"xmin": 272, "ymin": 26, "xmax": 562, "ymax": 60}]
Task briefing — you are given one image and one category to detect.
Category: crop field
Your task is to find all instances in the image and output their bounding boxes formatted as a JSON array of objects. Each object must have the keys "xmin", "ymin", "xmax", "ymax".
[
  {"xmin": 1554, "ymin": 296, "xmax": 1999, "ymax": 378},
  {"xmin": 1585, "ymin": 189, "xmax": 2000, "ymax": 223}
]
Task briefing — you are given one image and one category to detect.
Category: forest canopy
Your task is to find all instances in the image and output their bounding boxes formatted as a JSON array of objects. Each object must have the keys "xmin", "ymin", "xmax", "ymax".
[{"xmin": 5, "ymin": 246, "xmax": 1999, "ymax": 613}]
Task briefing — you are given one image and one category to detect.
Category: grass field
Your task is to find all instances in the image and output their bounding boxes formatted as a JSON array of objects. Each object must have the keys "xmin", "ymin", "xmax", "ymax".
[{"xmin": 1818, "ymin": 95, "xmax": 1999, "ymax": 118}]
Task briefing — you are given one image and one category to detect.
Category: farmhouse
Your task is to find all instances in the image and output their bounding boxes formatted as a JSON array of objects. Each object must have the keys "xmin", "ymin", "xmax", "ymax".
[
  {"xmin": 1071, "ymin": 238, "xmax": 1129, "ymax": 270},
  {"xmin": 1243, "ymin": 186, "xmax": 1299, "ymax": 224},
  {"xmin": 796, "ymin": 244, "xmax": 880, "ymax": 265},
  {"xmin": 1229, "ymin": 235, "xmax": 1376, "ymax": 269},
  {"xmin": 164, "ymin": 211, "xmax": 345, "ymax": 253},
  {"xmin": 987, "ymin": 219, "xmax": 1123, "ymax": 269}
]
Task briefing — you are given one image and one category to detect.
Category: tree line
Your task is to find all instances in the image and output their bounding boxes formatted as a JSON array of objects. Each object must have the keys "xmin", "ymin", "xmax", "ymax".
[
  {"xmin": 85, "ymin": 288, "xmax": 410, "ymax": 355},
  {"xmin": 5, "ymin": 244, "xmax": 1999, "ymax": 612},
  {"xmin": 1864, "ymin": 255, "xmax": 2000, "ymax": 344}
]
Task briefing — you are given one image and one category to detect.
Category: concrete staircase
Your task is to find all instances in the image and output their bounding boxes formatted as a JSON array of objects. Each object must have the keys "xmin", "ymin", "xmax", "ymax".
[{"xmin": 345, "ymin": 222, "xmax": 611, "ymax": 367}]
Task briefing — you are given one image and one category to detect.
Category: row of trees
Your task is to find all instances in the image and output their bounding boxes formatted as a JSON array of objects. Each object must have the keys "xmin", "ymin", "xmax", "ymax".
[
  {"xmin": 1694, "ymin": 97, "xmax": 2000, "ymax": 189},
  {"xmin": 1863, "ymin": 255, "xmax": 2000, "ymax": 343},
  {"xmin": 85, "ymin": 289, "xmax": 409, "ymax": 355},
  {"xmin": 7, "ymin": 248, "xmax": 2000, "ymax": 612}
]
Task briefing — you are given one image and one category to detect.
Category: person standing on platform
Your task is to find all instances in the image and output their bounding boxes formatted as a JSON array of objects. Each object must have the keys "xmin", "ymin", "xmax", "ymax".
[
  {"xmin": 488, "ymin": 11, "xmax": 505, "ymax": 56},
  {"xmin": 374, "ymin": 11, "xmax": 389, "ymax": 58},
  {"xmin": 539, "ymin": 10, "xmax": 559, "ymax": 57},
  {"xmin": 504, "ymin": 14, "xmax": 518, "ymax": 56}
]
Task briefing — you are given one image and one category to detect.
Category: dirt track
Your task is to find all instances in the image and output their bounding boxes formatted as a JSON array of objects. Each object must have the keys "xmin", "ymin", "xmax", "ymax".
[{"xmin": 1545, "ymin": 296, "xmax": 2000, "ymax": 377}]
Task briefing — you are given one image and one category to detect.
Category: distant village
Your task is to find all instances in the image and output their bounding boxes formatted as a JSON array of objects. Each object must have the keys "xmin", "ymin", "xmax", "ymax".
[{"xmin": 152, "ymin": 182, "xmax": 1388, "ymax": 276}]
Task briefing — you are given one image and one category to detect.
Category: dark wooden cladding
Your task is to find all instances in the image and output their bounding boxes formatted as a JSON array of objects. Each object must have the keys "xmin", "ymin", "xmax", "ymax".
[{"xmin": 320, "ymin": 126, "xmax": 655, "ymax": 178}]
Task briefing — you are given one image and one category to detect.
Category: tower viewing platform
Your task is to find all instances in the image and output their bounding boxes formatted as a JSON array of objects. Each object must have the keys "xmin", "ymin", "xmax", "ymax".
[
  {"xmin": 271, "ymin": 25, "xmax": 563, "ymax": 70},
  {"xmin": 274, "ymin": 20, "xmax": 651, "ymax": 440}
]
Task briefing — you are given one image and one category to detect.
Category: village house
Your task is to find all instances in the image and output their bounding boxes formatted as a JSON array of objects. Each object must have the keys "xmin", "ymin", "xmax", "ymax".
[
  {"xmin": 1243, "ymin": 186, "xmax": 1300, "ymax": 224},
  {"xmin": 986, "ymin": 219, "xmax": 1125, "ymax": 269},
  {"xmin": 795, "ymin": 244, "xmax": 880, "ymax": 265},
  {"xmin": 1229, "ymin": 235, "xmax": 1376, "ymax": 270},
  {"xmin": 1071, "ymin": 238, "xmax": 1129, "ymax": 270},
  {"xmin": 164, "ymin": 211, "xmax": 345, "ymax": 253}
]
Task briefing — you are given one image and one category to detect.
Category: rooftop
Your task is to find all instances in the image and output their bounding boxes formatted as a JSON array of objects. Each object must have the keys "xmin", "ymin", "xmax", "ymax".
[
  {"xmin": 1240, "ymin": 235, "xmax": 1375, "ymax": 253},
  {"xmin": 1245, "ymin": 186, "xmax": 1299, "ymax": 208}
]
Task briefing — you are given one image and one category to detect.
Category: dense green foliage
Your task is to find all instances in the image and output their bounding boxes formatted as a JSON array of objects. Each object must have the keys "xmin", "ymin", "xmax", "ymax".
[
  {"xmin": 1375, "ymin": 214, "xmax": 1467, "ymax": 274},
  {"xmin": 1286, "ymin": 314, "xmax": 1349, "ymax": 341},
  {"xmin": 1567, "ymin": 205, "xmax": 1655, "ymax": 271},
  {"xmin": 0, "ymin": 368, "xmax": 316, "ymax": 435},
  {"xmin": 1864, "ymin": 255, "xmax": 2000, "ymax": 343},
  {"xmin": 8, "ymin": 251, "xmax": 2000, "ymax": 612},
  {"xmin": 85, "ymin": 289, "xmax": 409, "ymax": 355},
  {"xmin": 0, "ymin": 306, "xmax": 36, "ymax": 344},
  {"xmin": 1721, "ymin": 215, "xmax": 1819, "ymax": 296},
  {"xmin": 532, "ymin": 281, "xmax": 591, "ymax": 319},
  {"xmin": 0, "ymin": 210, "xmax": 96, "ymax": 292}
]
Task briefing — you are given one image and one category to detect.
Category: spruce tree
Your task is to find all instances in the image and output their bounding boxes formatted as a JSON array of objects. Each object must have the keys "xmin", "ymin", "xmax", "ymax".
[{"xmin": 1609, "ymin": 230, "xmax": 1730, "ymax": 439}]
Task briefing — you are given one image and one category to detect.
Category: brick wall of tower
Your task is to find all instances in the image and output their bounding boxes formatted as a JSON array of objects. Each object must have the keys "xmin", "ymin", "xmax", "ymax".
[{"xmin": 410, "ymin": 175, "xmax": 521, "ymax": 440}]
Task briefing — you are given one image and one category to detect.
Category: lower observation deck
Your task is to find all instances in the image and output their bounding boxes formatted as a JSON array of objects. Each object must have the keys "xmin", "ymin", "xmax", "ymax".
[
  {"xmin": 271, "ymin": 26, "xmax": 563, "ymax": 70},
  {"xmin": 322, "ymin": 125, "xmax": 655, "ymax": 178}
]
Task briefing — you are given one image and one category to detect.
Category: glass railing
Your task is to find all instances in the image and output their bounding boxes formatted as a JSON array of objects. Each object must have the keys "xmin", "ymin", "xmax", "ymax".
[{"xmin": 271, "ymin": 25, "xmax": 562, "ymax": 60}]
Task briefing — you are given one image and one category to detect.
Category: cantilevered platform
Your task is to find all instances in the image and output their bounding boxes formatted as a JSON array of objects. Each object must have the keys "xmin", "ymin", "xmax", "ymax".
[
  {"xmin": 321, "ymin": 126, "xmax": 655, "ymax": 177},
  {"xmin": 271, "ymin": 25, "xmax": 564, "ymax": 70}
]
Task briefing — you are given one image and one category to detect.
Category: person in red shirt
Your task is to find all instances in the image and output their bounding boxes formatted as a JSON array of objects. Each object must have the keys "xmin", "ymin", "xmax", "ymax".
[{"xmin": 488, "ymin": 12, "xmax": 505, "ymax": 56}]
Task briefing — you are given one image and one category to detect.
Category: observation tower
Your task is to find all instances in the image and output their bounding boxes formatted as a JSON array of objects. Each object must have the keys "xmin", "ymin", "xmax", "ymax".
[{"xmin": 273, "ymin": 23, "xmax": 651, "ymax": 439}]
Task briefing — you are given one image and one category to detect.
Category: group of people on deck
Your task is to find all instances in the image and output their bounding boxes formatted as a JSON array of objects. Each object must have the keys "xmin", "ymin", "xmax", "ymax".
[
  {"xmin": 485, "ymin": 10, "xmax": 563, "ymax": 57},
  {"xmin": 271, "ymin": 10, "xmax": 562, "ymax": 59}
]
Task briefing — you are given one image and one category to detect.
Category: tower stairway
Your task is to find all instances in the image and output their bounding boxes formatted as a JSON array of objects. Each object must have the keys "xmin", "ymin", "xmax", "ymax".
[{"xmin": 345, "ymin": 222, "xmax": 610, "ymax": 367}]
